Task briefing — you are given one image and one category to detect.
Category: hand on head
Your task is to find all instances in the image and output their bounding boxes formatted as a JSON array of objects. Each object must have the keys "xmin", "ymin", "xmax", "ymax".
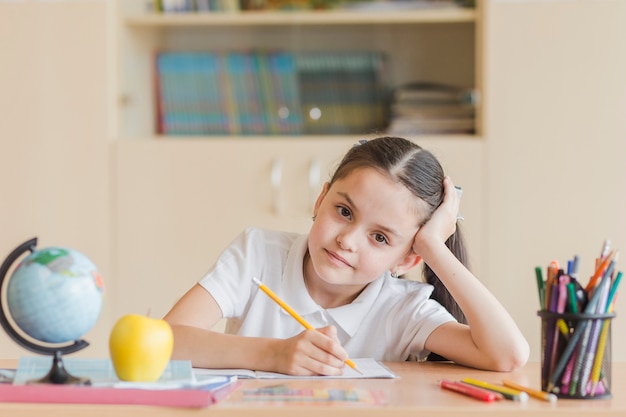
[{"xmin": 412, "ymin": 176, "xmax": 460, "ymax": 255}]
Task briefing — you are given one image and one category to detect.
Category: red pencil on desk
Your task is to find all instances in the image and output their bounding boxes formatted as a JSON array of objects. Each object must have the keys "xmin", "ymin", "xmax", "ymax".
[{"xmin": 440, "ymin": 380, "xmax": 503, "ymax": 402}]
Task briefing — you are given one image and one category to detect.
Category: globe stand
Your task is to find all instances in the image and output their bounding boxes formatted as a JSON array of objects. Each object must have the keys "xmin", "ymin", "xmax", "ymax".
[
  {"xmin": 0, "ymin": 238, "xmax": 92, "ymax": 385},
  {"xmin": 28, "ymin": 350, "xmax": 90, "ymax": 385}
]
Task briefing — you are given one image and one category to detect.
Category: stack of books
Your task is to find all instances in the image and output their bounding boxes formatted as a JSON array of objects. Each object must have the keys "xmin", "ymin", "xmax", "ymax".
[
  {"xmin": 296, "ymin": 52, "xmax": 387, "ymax": 135},
  {"xmin": 156, "ymin": 51, "xmax": 303, "ymax": 135},
  {"xmin": 154, "ymin": 0, "xmax": 240, "ymax": 12},
  {"xmin": 0, "ymin": 357, "xmax": 240, "ymax": 408},
  {"xmin": 155, "ymin": 50, "xmax": 387, "ymax": 136},
  {"xmin": 385, "ymin": 82, "xmax": 476, "ymax": 135}
]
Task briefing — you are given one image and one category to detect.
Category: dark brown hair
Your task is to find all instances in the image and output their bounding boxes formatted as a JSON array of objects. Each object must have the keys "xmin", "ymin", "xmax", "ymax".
[{"xmin": 329, "ymin": 136, "xmax": 469, "ymax": 328}]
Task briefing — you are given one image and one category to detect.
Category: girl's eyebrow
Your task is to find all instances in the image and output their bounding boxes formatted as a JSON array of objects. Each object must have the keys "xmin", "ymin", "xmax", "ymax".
[{"xmin": 337, "ymin": 191, "xmax": 401, "ymax": 238}]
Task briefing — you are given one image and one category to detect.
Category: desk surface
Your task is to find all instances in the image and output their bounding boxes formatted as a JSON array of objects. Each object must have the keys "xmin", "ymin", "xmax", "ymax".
[{"xmin": 1, "ymin": 360, "xmax": 624, "ymax": 416}]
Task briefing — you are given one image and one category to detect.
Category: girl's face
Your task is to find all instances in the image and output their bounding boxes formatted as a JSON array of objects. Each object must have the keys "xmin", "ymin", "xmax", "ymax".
[{"xmin": 305, "ymin": 167, "xmax": 425, "ymax": 304}]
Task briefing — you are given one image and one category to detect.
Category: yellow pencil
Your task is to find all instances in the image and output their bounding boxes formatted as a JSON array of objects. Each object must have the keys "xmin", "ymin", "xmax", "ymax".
[
  {"xmin": 251, "ymin": 277, "xmax": 362, "ymax": 374},
  {"xmin": 502, "ymin": 379, "xmax": 558, "ymax": 403},
  {"xmin": 461, "ymin": 378, "xmax": 528, "ymax": 402}
]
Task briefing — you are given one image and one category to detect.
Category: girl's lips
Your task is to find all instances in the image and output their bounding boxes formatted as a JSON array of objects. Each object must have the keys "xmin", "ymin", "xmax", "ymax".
[{"xmin": 325, "ymin": 249, "xmax": 353, "ymax": 268}]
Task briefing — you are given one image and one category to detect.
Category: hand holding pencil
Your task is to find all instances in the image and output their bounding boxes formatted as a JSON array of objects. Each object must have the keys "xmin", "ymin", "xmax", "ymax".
[{"xmin": 252, "ymin": 277, "xmax": 362, "ymax": 375}]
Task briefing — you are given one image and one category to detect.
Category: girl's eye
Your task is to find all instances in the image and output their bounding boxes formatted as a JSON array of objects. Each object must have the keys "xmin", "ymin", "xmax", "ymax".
[
  {"xmin": 336, "ymin": 206, "xmax": 351, "ymax": 219},
  {"xmin": 373, "ymin": 233, "xmax": 388, "ymax": 245}
]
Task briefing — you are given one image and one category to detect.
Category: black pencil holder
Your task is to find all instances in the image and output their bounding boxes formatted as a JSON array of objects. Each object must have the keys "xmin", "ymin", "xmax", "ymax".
[{"xmin": 538, "ymin": 310, "xmax": 615, "ymax": 399}]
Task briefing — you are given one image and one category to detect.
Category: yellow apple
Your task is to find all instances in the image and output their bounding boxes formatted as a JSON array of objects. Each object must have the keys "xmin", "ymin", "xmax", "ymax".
[{"xmin": 109, "ymin": 314, "xmax": 174, "ymax": 382}]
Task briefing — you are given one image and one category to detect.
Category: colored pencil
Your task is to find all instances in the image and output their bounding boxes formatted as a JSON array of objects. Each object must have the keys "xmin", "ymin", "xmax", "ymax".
[
  {"xmin": 441, "ymin": 380, "xmax": 503, "ymax": 402},
  {"xmin": 502, "ymin": 379, "xmax": 557, "ymax": 403},
  {"xmin": 461, "ymin": 378, "xmax": 528, "ymax": 402}
]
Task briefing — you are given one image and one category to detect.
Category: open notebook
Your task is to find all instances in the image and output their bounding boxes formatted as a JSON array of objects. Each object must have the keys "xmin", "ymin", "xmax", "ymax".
[{"xmin": 193, "ymin": 358, "xmax": 397, "ymax": 379}]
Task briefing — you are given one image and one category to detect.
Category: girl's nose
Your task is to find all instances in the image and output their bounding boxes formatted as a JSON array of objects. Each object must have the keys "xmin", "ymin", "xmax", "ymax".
[{"xmin": 336, "ymin": 228, "xmax": 357, "ymax": 251}]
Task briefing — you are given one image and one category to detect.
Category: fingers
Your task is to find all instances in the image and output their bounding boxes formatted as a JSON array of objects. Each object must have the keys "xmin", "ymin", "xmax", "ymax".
[
  {"xmin": 443, "ymin": 176, "xmax": 461, "ymax": 213},
  {"xmin": 317, "ymin": 324, "xmax": 338, "ymax": 341},
  {"xmin": 280, "ymin": 327, "xmax": 347, "ymax": 376},
  {"xmin": 308, "ymin": 326, "xmax": 348, "ymax": 369},
  {"xmin": 413, "ymin": 177, "xmax": 460, "ymax": 254}
]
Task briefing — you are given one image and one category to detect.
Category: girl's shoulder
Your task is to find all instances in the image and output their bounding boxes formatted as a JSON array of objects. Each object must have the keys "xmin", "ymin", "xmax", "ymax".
[
  {"xmin": 381, "ymin": 275, "xmax": 435, "ymax": 300},
  {"xmin": 238, "ymin": 227, "xmax": 305, "ymax": 260},
  {"xmin": 241, "ymin": 226, "xmax": 301, "ymax": 242}
]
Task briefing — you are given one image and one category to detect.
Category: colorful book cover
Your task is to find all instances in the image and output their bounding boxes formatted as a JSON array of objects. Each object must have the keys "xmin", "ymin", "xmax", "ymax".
[{"xmin": 268, "ymin": 52, "xmax": 303, "ymax": 135}]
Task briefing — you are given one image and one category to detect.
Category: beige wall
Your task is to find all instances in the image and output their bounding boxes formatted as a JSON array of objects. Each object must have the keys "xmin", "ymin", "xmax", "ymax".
[
  {"xmin": 0, "ymin": 2, "xmax": 111, "ymax": 358},
  {"xmin": 1, "ymin": 0, "xmax": 626, "ymax": 364},
  {"xmin": 484, "ymin": 0, "xmax": 626, "ymax": 362}
]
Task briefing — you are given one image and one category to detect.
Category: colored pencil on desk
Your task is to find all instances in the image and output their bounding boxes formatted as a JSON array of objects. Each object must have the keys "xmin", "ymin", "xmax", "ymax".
[
  {"xmin": 502, "ymin": 379, "xmax": 557, "ymax": 403},
  {"xmin": 251, "ymin": 277, "xmax": 362, "ymax": 375},
  {"xmin": 440, "ymin": 380, "xmax": 503, "ymax": 402},
  {"xmin": 461, "ymin": 378, "xmax": 528, "ymax": 402}
]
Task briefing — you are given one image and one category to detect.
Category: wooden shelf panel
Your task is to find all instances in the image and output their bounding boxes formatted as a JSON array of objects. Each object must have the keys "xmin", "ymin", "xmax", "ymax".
[
  {"xmin": 117, "ymin": 134, "xmax": 480, "ymax": 142},
  {"xmin": 125, "ymin": 9, "xmax": 476, "ymax": 27}
]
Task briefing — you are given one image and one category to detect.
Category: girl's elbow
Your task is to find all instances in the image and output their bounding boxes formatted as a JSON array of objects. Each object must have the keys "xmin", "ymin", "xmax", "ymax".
[{"xmin": 493, "ymin": 340, "xmax": 530, "ymax": 372}]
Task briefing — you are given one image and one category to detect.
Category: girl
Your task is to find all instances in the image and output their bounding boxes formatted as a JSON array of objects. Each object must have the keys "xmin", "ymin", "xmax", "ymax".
[{"xmin": 164, "ymin": 136, "xmax": 529, "ymax": 375}]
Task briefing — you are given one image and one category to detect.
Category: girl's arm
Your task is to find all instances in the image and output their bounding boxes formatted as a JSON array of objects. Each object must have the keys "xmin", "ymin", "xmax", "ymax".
[
  {"xmin": 163, "ymin": 284, "xmax": 348, "ymax": 375},
  {"xmin": 414, "ymin": 177, "xmax": 530, "ymax": 372}
]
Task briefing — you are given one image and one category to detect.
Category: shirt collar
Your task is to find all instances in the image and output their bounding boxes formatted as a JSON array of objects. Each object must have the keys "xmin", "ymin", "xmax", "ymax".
[
  {"xmin": 282, "ymin": 234, "xmax": 320, "ymax": 316},
  {"xmin": 325, "ymin": 276, "xmax": 384, "ymax": 337}
]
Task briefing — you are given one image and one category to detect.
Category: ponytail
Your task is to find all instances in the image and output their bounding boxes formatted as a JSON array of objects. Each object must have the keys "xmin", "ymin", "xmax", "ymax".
[{"xmin": 422, "ymin": 225, "xmax": 468, "ymax": 361}]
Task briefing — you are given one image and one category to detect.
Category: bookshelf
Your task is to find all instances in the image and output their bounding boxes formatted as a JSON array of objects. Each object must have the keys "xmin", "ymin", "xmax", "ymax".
[{"xmin": 113, "ymin": 1, "xmax": 480, "ymax": 139}]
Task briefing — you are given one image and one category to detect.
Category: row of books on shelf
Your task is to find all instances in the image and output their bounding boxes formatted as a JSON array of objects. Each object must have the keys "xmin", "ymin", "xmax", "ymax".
[
  {"xmin": 151, "ymin": 0, "xmax": 474, "ymax": 13},
  {"xmin": 155, "ymin": 50, "xmax": 388, "ymax": 136},
  {"xmin": 154, "ymin": 0, "xmax": 238, "ymax": 12}
]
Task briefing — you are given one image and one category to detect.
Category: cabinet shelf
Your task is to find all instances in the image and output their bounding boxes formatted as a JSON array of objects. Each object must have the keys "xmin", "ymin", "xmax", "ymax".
[
  {"xmin": 124, "ymin": 9, "xmax": 476, "ymax": 28},
  {"xmin": 122, "ymin": 133, "xmax": 479, "ymax": 142}
]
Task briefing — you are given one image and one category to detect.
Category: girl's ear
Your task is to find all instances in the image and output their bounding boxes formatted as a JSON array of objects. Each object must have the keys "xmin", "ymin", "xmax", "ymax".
[
  {"xmin": 313, "ymin": 182, "xmax": 330, "ymax": 217},
  {"xmin": 396, "ymin": 253, "xmax": 423, "ymax": 276}
]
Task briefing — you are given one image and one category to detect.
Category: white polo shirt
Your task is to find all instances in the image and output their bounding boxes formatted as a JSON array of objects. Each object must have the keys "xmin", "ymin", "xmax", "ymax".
[{"xmin": 199, "ymin": 227, "xmax": 456, "ymax": 361}]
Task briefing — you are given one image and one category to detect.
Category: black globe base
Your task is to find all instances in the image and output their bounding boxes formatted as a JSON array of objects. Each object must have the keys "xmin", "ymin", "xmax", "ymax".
[{"xmin": 28, "ymin": 350, "xmax": 91, "ymax": 386}]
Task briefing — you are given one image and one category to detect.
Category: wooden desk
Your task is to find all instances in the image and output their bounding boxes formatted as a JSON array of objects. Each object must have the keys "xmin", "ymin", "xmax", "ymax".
[{"xmin": 1, "ymin": 360, "xmax": 624, "ymax": 416}]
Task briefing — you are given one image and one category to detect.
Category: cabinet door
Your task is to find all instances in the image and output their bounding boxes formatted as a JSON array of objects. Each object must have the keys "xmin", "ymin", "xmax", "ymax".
[{"xmin": 113, "ymin": 137, "xmax": 484, "ymax": 320}]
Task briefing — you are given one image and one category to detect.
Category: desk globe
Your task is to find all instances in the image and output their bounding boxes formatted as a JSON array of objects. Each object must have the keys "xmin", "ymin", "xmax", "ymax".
[{"xmin": 0, "ymin": 238, "xmax": 104, "ymax": 384}]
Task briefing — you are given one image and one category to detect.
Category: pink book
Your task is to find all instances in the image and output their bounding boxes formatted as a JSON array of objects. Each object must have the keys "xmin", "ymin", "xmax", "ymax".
[{"xmin": 0, "ymin": 378, "xmax": 240, "ymax": 408}]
